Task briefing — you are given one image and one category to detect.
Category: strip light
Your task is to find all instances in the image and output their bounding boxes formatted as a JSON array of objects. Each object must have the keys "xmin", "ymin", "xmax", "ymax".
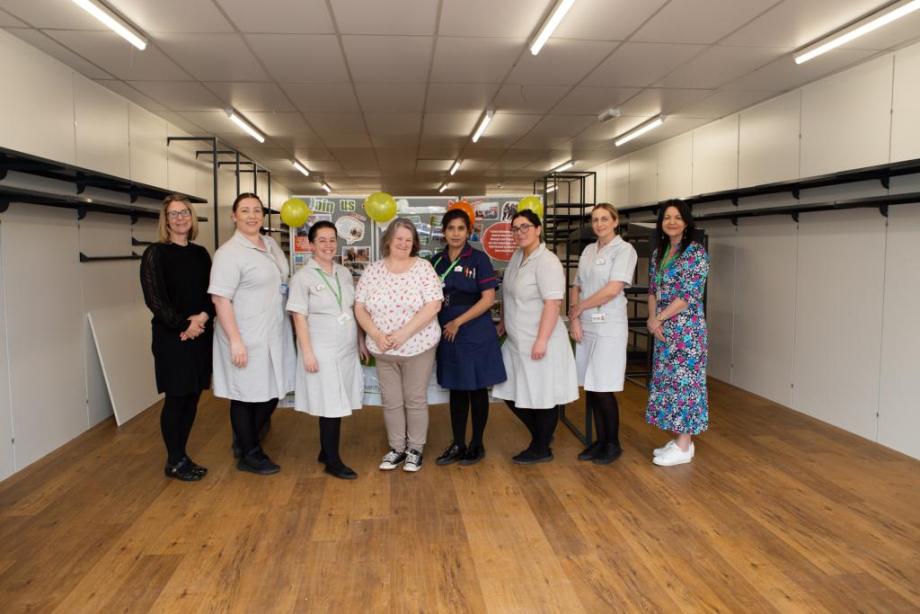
[
  {"xmin": 449, "ymin": 160, "xmax": 461, "ymax": 176},
  {"xmin": 471, "ymin": 110, "xmax": 494, "ymax": 143},
  {"xmin": 550, "ymin": 160, "xmax": 574, "ymax": 173},
  {"xmin": 614, "ymin": 115, "xmax": 664, "ymax": 147},
  {"xmin": 72, "ymin": 0, "xmax": 147, "ymax": 50},
  {"xmin": 529, "ymin": 0, "xmax": 577, "ymax": 56},
  {"xmin": 228, "ymin": 110, "xmax": 266, "ymax": 143},
  {"xmin": 795, "ymin": 0, "xmax": 920, "ymax": 64},
  {"xmin": 438, "ymin": 183, "xmax": 449, "ymax": 193},
  {"xmin": 322, "ymin": 182, "xmax": 332, "ymax": 193},
  {"xmin": 545, "ymin": 184, "xmax": 558, "ymax": 192},
  {"xmin": 292, "ymin": 160, "xmax": 310, "ymax": 177}
]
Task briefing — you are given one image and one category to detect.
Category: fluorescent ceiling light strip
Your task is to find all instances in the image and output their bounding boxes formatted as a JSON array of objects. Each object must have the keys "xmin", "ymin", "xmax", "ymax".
[
  {"xmin": 471, "ymin": 110, "xmax": 494, "ymax": 143},
  {"xmin": 228, "ymin": 110, "xmax": 265, "ymax": 144},
  {"xmin": 72, "ymin": 0, "xmax": 147, "ymax": 50},
  {"xmin": 795, "ymin": 0, "xmax": 920, "ymax": 64},
  {"xmin": 292, "ymin": 160, "xmax": 310, "ymax": 176},
  {"xmin": 438, "ymin": 183, "xmax": 448, "ymax": 193},
  {"xmin": 322, "ymin": 183, "xmax": 332, "ymax": 193},
  {"xmin": 614, "ymin": 115, "xmax": 664, "ymax": 147},
  {"xmin": 449, "ymin": 160, "xmax": 461, "ymax": 176},
  {"xmin": 545, "ymin": 184, "xmax": 558, "ymax": 192},
  {"xmin": 529, "ymin": 0, "xmax": 577, "ymax": 56},
  {"xmin": 550, "ymin": 160, "xmax": 574, "ymax": 173}
]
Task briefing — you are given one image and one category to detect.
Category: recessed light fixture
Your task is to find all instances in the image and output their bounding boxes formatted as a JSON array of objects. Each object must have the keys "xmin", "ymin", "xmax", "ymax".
[
  {"xmin": 614, "ymin": 115, "xmax": 664, "ymax": 147},
  {"xmin": 72, "ymin": 0, "xmax": 147, "ymax": 50},
  {"xmin": 550, "ymin": 160, "xmax": 574, "ymax": 173},
  {"xmin": 471, "ymin": 110, "xmax": 494, "ymax": 143},
  {"xmin": 292, "ymin": 160, "xmax": 310, "ymax": 177},
  {"xmin": 321, "ymin": 182, "xmax": 332, "ymax": 193},
  {"xmin": 438, "ymin": 183, "xmax": 449, "ymax": 193},
  {"xmin": 449, "ymin": 160, "xmax": 461, "ymax": 176},
  {"xmin": 227, "ymin": 109, "xmax": 266, "ymax": 144},
  {"xmin": 529, "ymin": 0, "xmax": 577, "ymax": 56},
  {"xmin": 598, "ymin": 107, "xmax": 622, "ymax": 123},
  {"xmin": 794, "ymin": 0, "xmax": 920, "ymax": 64}
]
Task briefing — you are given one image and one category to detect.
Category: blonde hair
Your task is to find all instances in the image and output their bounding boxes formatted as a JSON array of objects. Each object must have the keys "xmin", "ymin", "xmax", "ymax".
[
  {"xmin": 591, "ymin": 202, "xmax": 619, "ymax": 233},
  {"xmin": 157, "ymin": 194, "xmax": 199, "ymax": 243},
  {"xmin": 380, "ymin": 218, "xmax": 420, "ymax": 257}
]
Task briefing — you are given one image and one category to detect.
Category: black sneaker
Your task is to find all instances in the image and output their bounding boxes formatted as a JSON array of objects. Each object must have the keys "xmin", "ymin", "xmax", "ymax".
[
  {"xmin": 512, "ymin": 449, "xmax": 554, "ymax": 465},
  {"xmin": 435, "ymin": 443, "xmax": 466, "ymax": 466},
  {"xmin": 458, "ymin": 445, "xmax": 486, "ymax": 466},
  {"xmin": 164, "ymin": 458, "xmax": 203, "ymax": 481},
  {"xmin": 237, "ymin": 448, "xmax": 280, "ymax": 475},
  {"xmin": 577, "ymin": 441, "xmax": 603, "ymax": 461},
  {"xmin": 379, "ymin": 449, "xmax": 407, "ymax": 470},
  {"xmin": 403, "ymin": 448, "xmax": 423, "ymax": 472}
]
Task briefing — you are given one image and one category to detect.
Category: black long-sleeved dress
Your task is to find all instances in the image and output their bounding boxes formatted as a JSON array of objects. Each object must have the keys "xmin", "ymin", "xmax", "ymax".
[{"xmin": 140, "ymin": 242, "xmax": 215, "ymax": 395}]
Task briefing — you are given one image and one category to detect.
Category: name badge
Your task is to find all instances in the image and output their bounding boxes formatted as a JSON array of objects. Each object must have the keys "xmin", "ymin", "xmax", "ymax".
[
  {"xmin": 595, "ymin": 258, "xmax": 606, "ymax": 265},
  {"xmin": 455, "ymin": 266, "xmax": 463, "ymax": 273},
  {"xmin": 591, "ymin": 312, "xmax": 607, "ymax": 323},
  {"xmin": 336, "ymin": 312, "xmax": 351, "ymax": 324},
  {"xmin": 312, "ymin": 284, "xmax": 326, "ymax": 292},
  {"xmin": 280, "ymin": 283, "xmax": 289, "ymax": 295}
]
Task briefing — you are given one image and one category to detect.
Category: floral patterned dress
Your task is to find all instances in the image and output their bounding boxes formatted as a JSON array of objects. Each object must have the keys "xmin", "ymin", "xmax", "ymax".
[{"xmin": 646, "ymin": 241, "xmax": 710, "ymax": 435}]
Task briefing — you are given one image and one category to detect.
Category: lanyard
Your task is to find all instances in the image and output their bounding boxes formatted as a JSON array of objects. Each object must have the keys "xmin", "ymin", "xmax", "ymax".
[
  {"xmin": 432, "ymin": 252, "xmax": 463, "ymax": 283},
  {"xmin": 655, "ymin": 244, "xmax": 678, "ymax": 286},
  {"xmin": 316, "ymin": 267, "xmax": 343, "ymax": 309}
]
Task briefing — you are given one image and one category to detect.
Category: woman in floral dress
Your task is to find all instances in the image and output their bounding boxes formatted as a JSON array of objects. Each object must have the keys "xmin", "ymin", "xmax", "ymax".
[{"xmin": 645, "ymin": 200, "xmax": 709, "ymax": 467}]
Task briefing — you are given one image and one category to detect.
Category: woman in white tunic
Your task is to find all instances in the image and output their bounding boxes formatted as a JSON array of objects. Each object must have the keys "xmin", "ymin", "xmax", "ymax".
[
  {"xmin": 568, "ymin": 203, "xmax": 637, "ymax": 465},
  {"xmin": 492, "ymin": 209, "xmax": 578, "ymax": 464},
  {"xmin": 209, "ymin": 193, "xmax": 295, "ymax": 475},
  {"xmin": 287, "ymin": 221, "xmax": 366, "ymax": 480}
]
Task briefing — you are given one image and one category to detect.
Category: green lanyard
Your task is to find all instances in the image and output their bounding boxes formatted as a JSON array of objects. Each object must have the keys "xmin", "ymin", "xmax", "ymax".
[
  {"xmin": 655, "ymin": 244, "xmax": 678, "ymax": 286},
  {"xmin": 316, "ymin": 267, "xmax": 343, "ymax": 310},
  {"xmin": 432, "ymin": 253, "xmax": 463, "ymax": 283}
]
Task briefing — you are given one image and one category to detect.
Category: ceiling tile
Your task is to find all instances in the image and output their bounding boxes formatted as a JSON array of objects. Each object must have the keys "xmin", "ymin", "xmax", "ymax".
[
  {"xmin": 203, "ymin": 82, "xmax": 295, "ymax": 113},
  {"xmin": 342, "ymin": 35, "xmax": 434, "ymax": 83},
  {"xmin": 354, "ymin": 82, "xmax": 426, "ymax": 113},
  {"xmin": 129, "ymin": 81, "xmax": 225, "ymax": 111},
  {"xmin": 44, "ymin": 30, "xmax": 190, "ymax": 80},
  {"xmin": 282, "ymin": 82, "xmax": 360, "ymax": 113},
  {"xmin": 97, "ymin": 80, "xmax": 168, "ymax": 111},
  {"xmin": 422, "ymin": 112, "xmax": 481, "ymax": 138},
  {"xmin": 216, "ymin": 0, "xmax": 334, "ymax": 34},
  {"xmin": 553, "ymin": 0, "xmax": 668, "ymax": 41},
  {"xmin": 617, "ymin": 88, "xmax": 713, "ymax": 116},
  {"xmin": 178, "ymin": 110, "xmax": 248, "ymax": 134},
  {"xmin": 476, "ymin": 112, "xmax": 541, "ymax": 145},
  {"xmin": 157, "ymin": 33, "xmax": 268, "ymax": 81},
  {"xmin": 0, "ymin": 7, "xmax": 25, "ymax": 26},
  {"xmin": 431, "ymin": 37, "xmax": 524, "ymax": 83},
  {"xmin": 419, "ymin": 138, "xmax": 465, "ymax": 159},
  {"xmin": 631, "ymin": 0, "xmax": 779, "ymax": 45},
  {"xmin": 416, "ymin": 159, "xmax": 453, "ymax": 171},
  {"xmin": 584, "ymin": 42, "xmax": 705, "ymax": 87},
  {"xmin": 246, "ymin": 34, "xmax": 349, "ymax": 82},
  {"xmin": 245, "ymin": 112, "xmax": 316, "ymax": 137},
  {"xmin": 494, "ymin": 84, "xmax": 570, "ymax": 114},
  {"xmin": 439, "ymin": 0, "xmax": 548, "ymax": 37},
  {"xmin": 551, "ymin": 86, "xmax": 640, "ymax": 115},
  {"xmin": 377, "ymin": 148, "xmax": 418, "ymax": 171},
  {"xmin": 155, "ymin": 111, "xmax": 207, "ymax": 135},
  {"xmin": 108, "ymin": 0, "xmax": 234, "ymax": 33},
  {"xmin": 332, "ymin": 148, "xmax": 379, "ymax": 171},
  {"xmin": 365, "ymin": 113, "xmax": 422, "ymax": 146},
  {"xmin": 304, "ymin": 113, "xmax": 372, "ymax": 147},
  {"xmin": 6, "ymin": 28, "xmax": 113, "ymax": 79},
  {"xmin": 721, "ymin": 48, "xmax": 876, "ymax": 91},
  {"xmin": 425, "ymin": 83, "xmax": 500, "ymax": 113},
  {"xmin": 507, "ymin": 39, "xmax": 617, "ymax": 86},
  {"xmin": 675, "ymin": 89, "xmax": 777, "ymax": 119},
  {"xmin": 655, "ymin": 45, "xmax": 787, "ymax": 89},
  {"xmin": 331, "ymin": 0, "xmax": 438, "ymax": 35},
  {"xmin": 0, "ymin": 0, "xmax": 106, "ymax": 28}
]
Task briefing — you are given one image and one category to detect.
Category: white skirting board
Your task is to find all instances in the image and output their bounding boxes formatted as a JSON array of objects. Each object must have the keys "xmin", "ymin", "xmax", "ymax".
[{"xmin": 87, "ymin": 304, "xmax": 162, "ymax": 426}]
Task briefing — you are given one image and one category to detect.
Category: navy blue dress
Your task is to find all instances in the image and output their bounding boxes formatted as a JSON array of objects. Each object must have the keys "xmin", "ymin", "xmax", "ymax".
[{"xmin": 431, "ymin": 244, "xmax": 507, "ymax": 390}]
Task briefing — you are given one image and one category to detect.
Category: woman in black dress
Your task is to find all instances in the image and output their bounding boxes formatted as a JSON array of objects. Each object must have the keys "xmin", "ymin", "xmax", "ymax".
[{"xmin": 140, "ymin": 194, "xmax": 214, "ymax": 481}]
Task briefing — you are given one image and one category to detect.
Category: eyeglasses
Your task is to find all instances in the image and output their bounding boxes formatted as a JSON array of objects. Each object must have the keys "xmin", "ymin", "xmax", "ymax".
[
  {"xmin": 166, "ymin": 209, "xmax": 192, "ymax": 220},
  {"xmin": 510, "ymin": 223, "xmax": 535, "ymax": 234}
]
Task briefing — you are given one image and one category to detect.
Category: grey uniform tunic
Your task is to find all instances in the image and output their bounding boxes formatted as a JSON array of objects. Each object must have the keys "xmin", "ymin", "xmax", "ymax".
[{"xmin": 208, "ymin": 231, "xmax": 295, "ymax": 402}]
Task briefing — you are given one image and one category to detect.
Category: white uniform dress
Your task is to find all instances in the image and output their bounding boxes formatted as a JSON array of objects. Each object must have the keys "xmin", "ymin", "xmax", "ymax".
[
  {"xmin": 286, "ymin": 260, "xmax": 363, "ymax": 417},
  {"xmin": 492, "ymin": 244, "xmax": 579, "ymax": 409},
  {"xmin": 574, "ymin": 236, "xmax": 638, "ymax": 392},
  {"xmin": 208, "ymin": 231, "xmax": 295, "ymax": 402}
]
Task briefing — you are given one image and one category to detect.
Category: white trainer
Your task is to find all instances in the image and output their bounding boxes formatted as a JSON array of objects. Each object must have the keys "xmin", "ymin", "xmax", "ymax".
[
  {"xmin": 379, "ymin": 449, "xmax": 407, "ymax": 470},
  {"xmin": 653, "ymin": 440, "xmax": 677, "ymax": 457},
  {"xmin": 403, "ymin": 448, "xmax": 423, "ymax": 472},
  {"xmin": 653, "ymin": 442, "xmax": 694, "ymax": 467}
]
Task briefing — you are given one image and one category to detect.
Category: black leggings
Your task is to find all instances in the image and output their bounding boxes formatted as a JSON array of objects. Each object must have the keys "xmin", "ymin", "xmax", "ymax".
[
  {"xmin": 230, "ymin": 398, "xmax": 278, "ymax": 455},
  {"xmin": 505, "ymin": 400, "xmax": 558, "ymax": 455},
  {"xmin": 449, "ymin": 389, "xmax": 490, "ymax": 448},
  {"xmin": 586, "ymin": 391, "xmax": 620, "ymax": 446},
  {"xmin": 160, "ymin": 391, "xmax": 201, "ymax": 465},
  {"xmin": 319, "ymin": 417, "xmax": 343, "ymax": 467}
]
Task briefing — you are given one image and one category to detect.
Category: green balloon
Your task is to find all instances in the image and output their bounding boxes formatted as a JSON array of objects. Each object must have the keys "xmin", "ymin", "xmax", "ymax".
[
  {"xmin": 364, "ymin": 192, "xmax": 397, "ymax": 224},
  {"xmin": 517, "ymin": 195, "xmax": 544, "ymax": 219},
  {"xmin": 280, "ymin": 198, "xmax": 310, "ymax": 227}
]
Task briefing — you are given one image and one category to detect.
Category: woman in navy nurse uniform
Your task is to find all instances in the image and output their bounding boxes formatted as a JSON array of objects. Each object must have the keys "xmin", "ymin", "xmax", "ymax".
[{"xmin": 432, "ymin": 208, "xmax": 506, "ymax": 466}]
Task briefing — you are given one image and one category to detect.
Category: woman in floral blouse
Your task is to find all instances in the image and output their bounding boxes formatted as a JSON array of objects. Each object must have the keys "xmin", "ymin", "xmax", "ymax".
[
  {"xmin": 355, "ymin": 218, "xmax": 443, "ymax": 473},
  {"xmin": 646, "ymin": 199, "xmax": 710, "ymax": 467}
]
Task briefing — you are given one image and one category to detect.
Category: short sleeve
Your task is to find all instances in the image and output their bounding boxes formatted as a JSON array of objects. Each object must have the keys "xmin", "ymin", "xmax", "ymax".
[
  {"xmin": 609, "ymin": 243, "xmax": 638, "ymax": 287},
  {"xmin": 575, "ymin": 251, "xmax": 586, "ymax": 289},
  {"xmin": 286, "ymin": 269, "xmax": 311, "ymax": 316},
  {"xmin": 208, "ymin": 246, "xmax": 241, "ymax": 300},
  {"xmin": 417, "ymin": 259, "xmax": 444, "ymax": 303},
  {"xmin": 536, "ymin": 252, "xmax": 566, "ymax": 300},
  {"xmin": 648, "ymin": 248, "xmax": 659, "ymax": 296},
  {"xmin": 676, "ymin": 243, "xmax": 710, "ymax": 303},
  {"xmin": 475, "ymin": 252, "xmax": 498, "ymax": 290}
]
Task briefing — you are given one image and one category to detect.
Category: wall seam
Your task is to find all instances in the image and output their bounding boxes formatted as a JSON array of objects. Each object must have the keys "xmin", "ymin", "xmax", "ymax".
[{"xmin": 0, "ymin": 225, "xmax": 18, "ymax": 472}]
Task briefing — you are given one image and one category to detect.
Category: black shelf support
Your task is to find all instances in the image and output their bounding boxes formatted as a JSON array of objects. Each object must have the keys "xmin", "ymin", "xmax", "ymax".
[
  {"xmin": 79, "ymin": 252, "xmax": 142, "ymax": 263},
  {"xmin": 131, "ymin": 237, "xmax": 153, "ymax": 246}
]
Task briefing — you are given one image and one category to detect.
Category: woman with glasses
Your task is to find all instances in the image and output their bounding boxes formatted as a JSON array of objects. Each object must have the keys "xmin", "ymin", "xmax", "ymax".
[
  {"xmin": 209, "ymin": 193, "xmax": 295, "ymax": 475},
  {"xmin": 140, "ymin": 195, "xmax": 213, "ymax": 481},
  {"xmin": 492, "ymin": 209, "xmax": 578, "ymax": 464}
]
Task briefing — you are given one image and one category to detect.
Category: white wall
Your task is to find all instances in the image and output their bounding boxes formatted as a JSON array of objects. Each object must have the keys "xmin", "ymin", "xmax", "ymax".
[
  {"xmin": 0, "ymin": 29, "xmax": 290, "ymax": 479},
  {"xmin": 590, "ymin": 39, "xmax": 920, "ymax": 459}
]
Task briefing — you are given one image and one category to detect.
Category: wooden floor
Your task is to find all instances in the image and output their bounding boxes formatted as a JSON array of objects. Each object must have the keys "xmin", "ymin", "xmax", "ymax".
[{"xmin": 1, "ymin": 380, "xmax": 918, "ymax": 613}]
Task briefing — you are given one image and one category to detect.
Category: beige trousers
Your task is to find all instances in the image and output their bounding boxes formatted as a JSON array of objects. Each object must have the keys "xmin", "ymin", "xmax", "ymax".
[{"xmin": 373, "ymin": 346, "xmax": 436, "ymax": 453}]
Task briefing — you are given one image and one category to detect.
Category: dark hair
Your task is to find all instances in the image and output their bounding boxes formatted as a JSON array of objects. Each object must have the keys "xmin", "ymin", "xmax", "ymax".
[
  {"xmin": 441, "ymin": 208, "xmax": 470, "ymax": 233},
  {"xmin": 232, "ymin": 192, "xmax": 263, "ymax": 213},
  {"xmin": 654, "ymin": 199, "xmax": 696, "ymax": 268},
  {"xmin": 381, "ymin": 218, "xmax": 421, "ymax": 257},
  {"xmin": 308, "ymin": 220, "xmax": 337, "ymax": 242},
  {"xmin": 510, "ymin": 209, "xmax": 542, "ymax": 228}
]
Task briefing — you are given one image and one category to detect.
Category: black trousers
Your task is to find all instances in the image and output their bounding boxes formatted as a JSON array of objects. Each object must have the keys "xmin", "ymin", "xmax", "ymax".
[{"xmin": 161, "ymin": 391, "xmax": 201, "ymax": 465}]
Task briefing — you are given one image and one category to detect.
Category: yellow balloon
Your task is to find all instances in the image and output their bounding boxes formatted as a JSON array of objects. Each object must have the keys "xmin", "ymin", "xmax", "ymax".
[
  {"xmin": 517, "ymin": 195, "xmax": 544, "ymax": 219},
  {"xmin": 363, "ymin": 192, "xmax": 397, "ymax": 224},
  {"xmin": 280, "ymin": 198, "xmax": 311, "ymax": 227}
]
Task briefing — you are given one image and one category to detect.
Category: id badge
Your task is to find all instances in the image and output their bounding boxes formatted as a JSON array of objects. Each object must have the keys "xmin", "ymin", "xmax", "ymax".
[
  {"xmin": 336, "ymin": 312, "xmax": 351, "ymax": 325},
  {"xmin": 591, "ymin": 312, "xmax": 607, "ymax": 323},
  {"xmin": 280, "ymin": 283, "xmax": 289, "ymax": 295},
  {"xmin": 595, "ymin": 258, "xmax": 606, "ymax": 265}
]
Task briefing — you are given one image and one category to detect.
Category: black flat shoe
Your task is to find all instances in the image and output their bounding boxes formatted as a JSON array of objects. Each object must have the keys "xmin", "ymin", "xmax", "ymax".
[
  {"xmin": 324, "ymin": 463, "xmax": 358, "ymax": 480},
  {"xmin": 237, "ymin": 448, "xmax": 280, "ymax": 475},
  {"xmin": 181, "ymin": 456, "xmax": 208, "ymax": 476},
  {"xmin": 436, "ymin": 443, "xmax": 467, "ymax": 466},
  {"xmin": 592, "ymin": 444, "xmax": 623, "ymax": 465},
  {"xmin": 512, "ymin": 449, "xmax": 554, "ymax": 465},
  {"xmin": 577, "ymin": 441, "xmax": 603, "ymax": 461},
  {"xmin": 165, "ymin": 459, "xmax": 203, "ymax": 481},
  {"xmin": 458, "ymin": 445, "xmax": 485, "ymax": 466}
]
